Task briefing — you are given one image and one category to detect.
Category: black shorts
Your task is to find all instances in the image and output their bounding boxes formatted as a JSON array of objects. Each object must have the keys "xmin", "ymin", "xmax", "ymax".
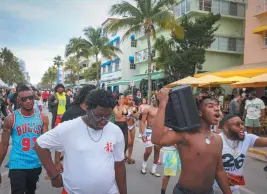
[
  {"xmin": 173, "ymin": 184, "xmax": 214, "ymax": 194},
  {"xmin": 43, "ymin": 99, "xmax": 47, "ymax": 102},
  {"xmin": 114, "ymin": 121, "xmax": 128, "ymax": 153},
  {"xmin": 9, "ymin": 167, "xmax": 42, "ymax": 194}
]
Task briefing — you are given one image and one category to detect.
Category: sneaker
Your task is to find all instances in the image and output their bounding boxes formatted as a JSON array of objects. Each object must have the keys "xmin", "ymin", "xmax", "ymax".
[
  {"xmin": 138, "ymin": 134, "xmax": 142, "ymax": 138},
  {"xmin": 141, "ymin": 166, "xmax": 146, "ymax": 174},
  {"xmin": 150, "ymin": 171, "xmax": 161, "ymax": 177}
]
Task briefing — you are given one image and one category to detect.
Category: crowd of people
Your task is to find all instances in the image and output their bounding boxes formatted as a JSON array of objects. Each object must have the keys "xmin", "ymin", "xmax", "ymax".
[{"xmin": 0, "ymin": 83, "xmax": 267, "ymax": 194}]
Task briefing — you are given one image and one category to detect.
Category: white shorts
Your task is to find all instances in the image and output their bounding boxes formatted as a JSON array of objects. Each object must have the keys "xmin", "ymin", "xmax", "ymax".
[{"xmin": 144, "ymin": 128, "xmax": 154, "ymax": 147}]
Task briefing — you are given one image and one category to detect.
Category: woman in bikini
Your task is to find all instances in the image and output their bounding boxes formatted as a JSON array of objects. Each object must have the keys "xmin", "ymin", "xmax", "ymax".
[
  {"xmin": 138, "ymin": 98, "xmax": 148, "ymax": 137},
  {"xmin": 125, "ymin": 95, "xmax": 138, "ymax": 164},
  {"xmin": 113, "ymin": 94, "xmax": 129, "ymax": 160}
]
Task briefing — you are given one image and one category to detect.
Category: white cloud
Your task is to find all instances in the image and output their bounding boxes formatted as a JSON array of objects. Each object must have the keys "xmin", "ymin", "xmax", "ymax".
[
  {"xmin": 11, "ymin": 45, "xmax": 65, "ymax": 84},
  {"xmin": 0, "ymin": 1, "xmax": 53, "ymax": 21},
  {"xmin": 0, "ymin": 0, "xmax": 136, "ymax": 85}
]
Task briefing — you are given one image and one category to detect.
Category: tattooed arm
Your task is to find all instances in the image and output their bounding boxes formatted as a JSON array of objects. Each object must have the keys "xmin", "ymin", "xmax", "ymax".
[{"xmin": 0, "ymin": 114, "xmax": 13, "ymax": 166}]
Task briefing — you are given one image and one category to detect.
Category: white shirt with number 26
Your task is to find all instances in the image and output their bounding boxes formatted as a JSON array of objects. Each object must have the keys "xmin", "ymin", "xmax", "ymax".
[
  {"xmin": 37, "ymin": 117, "xmax": 125, "ymax": 194},
  {"xmin": 213, "ymin": 132, "xmax": 258, "ymax": 194}
]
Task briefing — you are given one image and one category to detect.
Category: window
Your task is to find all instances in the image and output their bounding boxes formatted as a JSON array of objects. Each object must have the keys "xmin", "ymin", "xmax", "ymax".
[
  {"xmin": 229, "ymin": 2, "xmax": 238, "ymax": 16},
  {"xmin": 143, "ymin": 49, "xmax": 148, "ymax": 61},
  {"xmin": 209, "ymin": 36, "xmax": 244, "ymax": 52},
  {"xmin": 103, "ymin": 66, "xmax": 106, "ymax": 74},
  {"xmin": 108, "ymin": 64, "xmax": 112, "ymax": 73},
  {"xmin": 228, "ymin": 38, "xmax": 236, "ymax": 51},
  {"xmin": 135, "ymin": 48, "xmax": 149, "ymax": 62},
  {"xmin": 130, "ymin": 61, "xmax": 136, "ymax": 70},
  {"xmin": 131, "ymin": 39, "xmax": 137, "ymax": 47},
  {"xmin": 135, "ymin": 51, "xmax": 142, "ymax": 62},
  {"xmin": 199, "ymin": 0, "xmax": 211, "ymax": 12},
  {"xmin": 218, "ymin": 37, "xmax": 228, "ymax": 51},
  {"xmin": 173, "ymin": 0, "xmax": 191, "ymax": 17},
  {"xmin": 265, "ymin": 31, "xmax": 267, "ymax": 46},
  {"xmin": 115, "ymin": 61, "xmax": 120, "ymax": 71},
  {"xmin": 181, "ymin": 0, "xmax": 186, "ymax": 15}
]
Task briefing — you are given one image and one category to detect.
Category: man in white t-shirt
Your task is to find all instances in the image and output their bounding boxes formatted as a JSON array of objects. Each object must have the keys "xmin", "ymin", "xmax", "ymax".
[
  {"xmin": 243, "ymin": 91, "xmax": 265, "ymax": 135},
  {"xmin": 34, "ymin": 89, "xmax": 127, "ymax": 194},
  {"xmin": 214, "ymin": 114, "xmax": 267, "ymax": 194}
]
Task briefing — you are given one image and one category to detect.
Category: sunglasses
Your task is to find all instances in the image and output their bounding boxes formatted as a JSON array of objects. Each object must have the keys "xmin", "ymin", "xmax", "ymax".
[
  {"xmin": 20, "ymin": 95, "xmax": 34, "ymax": 102},
  {"xmin": 91, "ymin": 110, "xmax": 111, "ymax": 122}
]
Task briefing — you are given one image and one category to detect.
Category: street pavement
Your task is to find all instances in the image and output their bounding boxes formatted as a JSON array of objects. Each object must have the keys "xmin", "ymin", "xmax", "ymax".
[{"xmin": 0, "ymin": 108, "xmax": 267, "ymax": 194}]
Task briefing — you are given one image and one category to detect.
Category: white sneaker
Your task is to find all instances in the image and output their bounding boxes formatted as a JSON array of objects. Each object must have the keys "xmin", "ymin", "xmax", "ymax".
[
  {"xmin": 138, "ymin": 134, "xmax": 142, "ymax": 138},
  {"xmin": 141, "ymin": 166, "xmax": 146, "ymax": 174}
]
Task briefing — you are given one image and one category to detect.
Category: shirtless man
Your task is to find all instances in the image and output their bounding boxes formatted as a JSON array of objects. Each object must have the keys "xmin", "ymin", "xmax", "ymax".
[
  {"xmin": 140, "ymin": 95, "xmax": 161, "ymax": 177},
  {"xmin": 152, "ymin": 88, "xmax": 231, "ymax": 194}
]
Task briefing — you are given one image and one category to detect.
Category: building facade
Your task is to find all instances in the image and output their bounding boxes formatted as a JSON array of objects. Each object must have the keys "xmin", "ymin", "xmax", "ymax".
[
  {"xmin": 244, "ymin": 0, "xmax": 267, "ymax": 64},
  {"xmin": 19, "ymin": 59, "xmax": 30, "ymax": 83},
  {"xmin": 135, "ymin": 0, "xmax": 246, "ymax": 77},
  {"xmin": 100, "ymin": 18, "xmax": 138, "ymax": 92}
]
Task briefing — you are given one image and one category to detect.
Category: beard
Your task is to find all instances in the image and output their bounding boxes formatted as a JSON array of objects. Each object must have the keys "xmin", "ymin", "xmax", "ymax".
[{"xmin": 229, "ymin": 129, "xmax": 245, "ymax": 141}]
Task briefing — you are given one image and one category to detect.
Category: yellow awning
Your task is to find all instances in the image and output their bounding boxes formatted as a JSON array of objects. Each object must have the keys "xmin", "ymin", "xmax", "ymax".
[
  {"xmin": 231, "ymin": 73, "xmax": 267, "ymax": 88},
  {"xmin": 252, "ymin": 25, "xmax": 267, "ymax": 34},
  {"xmin": 165, "ymin": 76, "xmax": 199, "ymax": 88},
  {"xmin": 195, "ymin": 62, "xmax": 267, "ymax": 78}
]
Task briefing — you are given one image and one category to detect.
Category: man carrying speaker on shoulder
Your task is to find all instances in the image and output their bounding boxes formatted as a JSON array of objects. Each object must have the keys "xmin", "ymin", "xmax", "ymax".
[{"xmin": 152, "ymin": 88, "xmax": 231, "ymax": 194}]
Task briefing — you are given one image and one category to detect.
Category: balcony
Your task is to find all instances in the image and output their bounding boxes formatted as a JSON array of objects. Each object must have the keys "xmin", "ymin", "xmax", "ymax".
[
  {"xmin": 208, "ymin": 36, "xmax": 244, "ymax": 54},
  {"xmin": 255, "ymin": 2, "xmax": 267, "ymax": 16},
  {"xmin": 173, "ymin": 0, "xmax": 246, "ymax": 19}
]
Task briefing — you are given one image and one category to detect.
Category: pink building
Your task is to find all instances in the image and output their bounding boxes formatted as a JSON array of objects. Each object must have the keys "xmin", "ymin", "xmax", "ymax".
[
  {"xmin": 244, "ymin": 0, "xmax": 267, "ymax": 96},
  {"xmin": 244, "ymin": 0, "xmax": 267, "ymax": 64}
]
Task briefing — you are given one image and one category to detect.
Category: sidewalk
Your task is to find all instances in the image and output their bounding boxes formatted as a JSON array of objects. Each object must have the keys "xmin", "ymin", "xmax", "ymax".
[{"xmin": 248, "ymin": 147, "xmax": 267, "ymax": 162}]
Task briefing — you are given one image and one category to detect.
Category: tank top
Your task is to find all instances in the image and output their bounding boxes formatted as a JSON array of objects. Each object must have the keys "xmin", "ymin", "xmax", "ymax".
[
  {"xmin": 9, "ymin": 109, "xmax": 43, "ymax": 169},
  {"xmin": 56, "ymin": 92, "xmax": 66, "ymax": 115}
]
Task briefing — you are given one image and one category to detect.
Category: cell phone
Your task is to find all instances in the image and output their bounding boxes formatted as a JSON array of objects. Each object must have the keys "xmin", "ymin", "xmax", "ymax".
[{"xmin": 228, "ymin": 173, "xmax": 245, "ymax": 185}]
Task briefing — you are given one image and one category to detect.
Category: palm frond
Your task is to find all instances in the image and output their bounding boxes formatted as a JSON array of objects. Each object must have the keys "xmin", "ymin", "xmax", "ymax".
[
  {"xmin": 101, "ymin": 48, "xmax": 120, "ymax": 59},
  {"xmin": 152, "ymin": 10, "xmax": 184, "ymax": 39},
  {"xmin": 151, "ymin": 0, "xmax": 180, "ymax": 15},
  {"xmin": 121, "ymin": 24, "xmax": 143, "ymax": 42},
  {"xmin": 109, "ymin": 1, "xmax": 142, "ymax": 18},
  {"xmin": 107, "ymin": 17, "xmax": 142, "ymax": 33},
  {"xmin": 136, "ymin": 0, "xmax": 149, "ymax": 17},
  {"xmin": 103, "ymin": 45, "xmax": 122, "ymax": 54},
  {"xmin": 83, "ymin": 27, "xmax": 102, "ymax": 46}
]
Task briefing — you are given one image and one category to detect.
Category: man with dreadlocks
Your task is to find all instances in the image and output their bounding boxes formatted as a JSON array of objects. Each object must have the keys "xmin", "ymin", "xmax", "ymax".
[
  {"xmin": 152, "ymin": 88, "xmax": 231, "ymax": 194},
  {"xmin": 48, "ymin": 84, "xmax": 70, "ymax": 128}
]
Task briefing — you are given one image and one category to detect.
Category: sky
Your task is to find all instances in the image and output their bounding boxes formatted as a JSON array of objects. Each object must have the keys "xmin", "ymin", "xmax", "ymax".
[{"xmin": 0, "ymin": 0, "xmax": 126, "ymax": 84}]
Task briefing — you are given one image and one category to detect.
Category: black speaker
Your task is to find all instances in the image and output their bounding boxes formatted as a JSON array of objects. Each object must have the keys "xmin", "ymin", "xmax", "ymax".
[{"xmin": 164, "ymin": 85, "xmax": 200, "ymax": 131}]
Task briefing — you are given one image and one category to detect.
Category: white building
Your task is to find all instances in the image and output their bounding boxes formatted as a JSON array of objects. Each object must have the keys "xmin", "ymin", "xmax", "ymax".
[
  {"xmin": 100, "ymin": 18, "xmax": 138, "ymax": 92},
  {"xmin": 19, "ymin": 59, "xmax": 30, "ymax": 83}
]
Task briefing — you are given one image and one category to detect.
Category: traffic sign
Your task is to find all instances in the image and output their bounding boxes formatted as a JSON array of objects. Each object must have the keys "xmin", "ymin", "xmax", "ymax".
[{"xmin": 130, "ymin": 80, "xmax": 135, "ymax": 87}]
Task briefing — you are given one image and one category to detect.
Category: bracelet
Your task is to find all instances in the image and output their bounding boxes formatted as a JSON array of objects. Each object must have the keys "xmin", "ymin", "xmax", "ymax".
[{"xmin": 50, "ymin": 173, "xmax": 60, "ymax": 180}]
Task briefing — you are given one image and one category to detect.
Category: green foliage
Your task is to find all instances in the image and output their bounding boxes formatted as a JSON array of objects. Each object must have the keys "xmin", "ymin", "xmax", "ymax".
[
  {"xmin": 154, "ymin": 13, "xmax": 221, "ymax": 83},
  {"xmin": 107, "ymin": 0, "xmax": 184, "ymax": 102},
  {"xmin": 40, "ymin": 66, "xmax": 57, "ymax": 85},
  {"xmin": 65, "ymin": 27, "xmax": 122, "ymax": 85},
  {"xmin": 53, "ymin": 55, "xmax": 64, "ymax": 69},
  {"xmin": 84, "ymin": 62, "xmax": 99, "ymax": 81},
  {"xmin": 0, "ymin": 47, "xmax": 25, "ymax": 85},
  {"xmin": 64, "ymin": 56, "xmax": 80, "ymax": 84}
]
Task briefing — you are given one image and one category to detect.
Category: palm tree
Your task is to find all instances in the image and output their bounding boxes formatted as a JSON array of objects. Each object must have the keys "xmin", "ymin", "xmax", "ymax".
[
  {"xmin": 65, "ymin": 27, "xmax": 122, "ymax": 87},
  {"xmin": 107, "ymin": 0, "xmax": 184, "ymax": 103},
  {"xmin": 53, "ymin": 55, "xmax": 64, "ymax": 83},
  {"xmin": 64, "ymin": 57, "xmax": 79, "ymax": 84}
]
